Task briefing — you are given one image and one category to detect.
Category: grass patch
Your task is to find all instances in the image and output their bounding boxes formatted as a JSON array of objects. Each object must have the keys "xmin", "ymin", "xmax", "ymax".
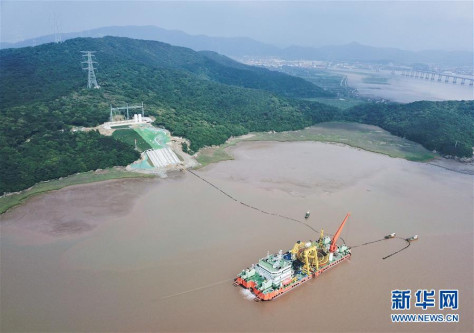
[
  {"xmin": 134, "ymin": 127, "xmax": 169, "ymax": 149},
  {"xmin": 196, "ymin": 122, "xmax": 435, "ymax": 167},
  {"xmin": 246, "ymin": 122, "xmax": 435, "ymax": 161},
  {"xmin": 196, "ymin": 145, "xmax": 235, "ymax": 167},
  {"xmin": 304, "ymin": 97, "xmax": 365, "ymax": 110},
  {"xmin": 112, "ymin": 129, "xmax": 152, "ymax": 152},
  {"xmin": 0, "ymin": 168, "xmax": 154, "ymax": 214}
]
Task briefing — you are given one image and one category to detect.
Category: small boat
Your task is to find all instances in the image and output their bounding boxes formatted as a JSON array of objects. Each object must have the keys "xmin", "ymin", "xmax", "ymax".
[
  {"xmin": 305, "ymin": 211, "xmax": 310, "ymax": 219},
  {"xmin": 385, "ymin": 233, "xmax": 396, "ymax": 239},
  {"xmin": 406, "ymin": 235, "xmax": 418, "ymax": 241}
]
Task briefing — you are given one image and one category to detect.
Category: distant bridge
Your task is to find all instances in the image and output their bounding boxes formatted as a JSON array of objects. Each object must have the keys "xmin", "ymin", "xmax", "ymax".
[{"xmin": 395, "ymin": 70, "xmax": 473, "ymax": 86}]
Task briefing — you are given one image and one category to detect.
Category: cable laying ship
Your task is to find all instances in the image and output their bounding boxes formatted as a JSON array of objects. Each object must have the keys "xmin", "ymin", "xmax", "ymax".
[{"xmin": 234, "ymin": 213, "xmax": 351, "ymax": 301}]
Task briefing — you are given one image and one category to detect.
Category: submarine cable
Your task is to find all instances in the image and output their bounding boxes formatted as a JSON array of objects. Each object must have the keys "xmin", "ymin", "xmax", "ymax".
[{"xmin": 187, "ymin": 169, "xmax": 412, "ymax": 259}]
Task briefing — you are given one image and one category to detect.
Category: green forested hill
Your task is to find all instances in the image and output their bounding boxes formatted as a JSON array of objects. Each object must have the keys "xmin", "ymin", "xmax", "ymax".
[
  {"xmin": 0, "ymin": 37, "xmax": 336, "ymax": 193},
  {"xmin": 0, "ymin": 36, "xmax": 331, "ymax": 109},
  {"xmin": 344, "ymin": 101, "xmax": 474, "ymax": 158},
  {"xmin": 197, "ymin": 50, "xmax": 333, "ymax": 98}
]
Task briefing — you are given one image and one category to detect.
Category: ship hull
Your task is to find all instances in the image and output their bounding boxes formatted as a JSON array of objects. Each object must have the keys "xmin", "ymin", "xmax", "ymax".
[{"xmin": 235, "ymin": 253, "xmax": 351, "ymax": 301}]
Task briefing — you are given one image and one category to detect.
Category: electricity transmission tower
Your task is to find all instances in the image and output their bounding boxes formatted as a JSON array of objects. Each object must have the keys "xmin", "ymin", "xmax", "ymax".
[
  {"xmin": 81, "ymin": 51, "xmax": 100, "ymax": 89},
  {"xmin": 51, "ymin": 12, "xmax": 62, "ymax": 43}
]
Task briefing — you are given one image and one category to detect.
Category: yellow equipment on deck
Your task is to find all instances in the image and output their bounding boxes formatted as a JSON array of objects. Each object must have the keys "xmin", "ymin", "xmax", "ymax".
[{"xmin": 290, "ymin": 233, "xmax": 328, "ymax": 275}]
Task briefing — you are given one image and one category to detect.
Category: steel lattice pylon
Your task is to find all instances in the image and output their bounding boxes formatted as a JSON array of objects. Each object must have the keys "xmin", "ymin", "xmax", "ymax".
[{"xmin": 81, "ymin": 51, "xmax": 99, "ymax": 89}]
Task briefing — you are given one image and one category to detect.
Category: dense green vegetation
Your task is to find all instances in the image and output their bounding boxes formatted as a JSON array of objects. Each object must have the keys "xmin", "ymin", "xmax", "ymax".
[
  {"xmin": 151, "ymin": 77, "xmax": 337, "ymax": 151},
  {"xmin": 343, "ymin": 101, "xmax": 474, "ymax": 158},
  {"xmin": 0, "ymin": 130, "xmax": 140, "ymax": 193},
  {"xmin": 0, "ymin": 37, "xmax": 336, "ymax": 194},
  {"xmin": 198, "ymin": 51, "xmax": 334, "ymax": 98},
  {"xmin": 0, "ymin": 37, "xmax": 330, "ymax": 109},
  {"xmin": 1, "ymin": 36, "xmax": 472, "ymax": 194},
  {"xmin": 304, "ymin": 97, "xmax": 364, "ymax": 110}
]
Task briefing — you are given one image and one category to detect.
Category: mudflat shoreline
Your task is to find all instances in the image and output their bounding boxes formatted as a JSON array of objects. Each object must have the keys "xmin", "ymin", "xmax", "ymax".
[{"xmin": 3, "ymin": 123, "xmax": 472, "ymax": 216}]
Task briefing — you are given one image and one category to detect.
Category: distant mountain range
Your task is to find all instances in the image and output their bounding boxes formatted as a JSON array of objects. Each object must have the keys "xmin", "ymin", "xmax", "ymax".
[{"xmin": 2, "ymin": 25, "xmax": 472, "ymax": 67}]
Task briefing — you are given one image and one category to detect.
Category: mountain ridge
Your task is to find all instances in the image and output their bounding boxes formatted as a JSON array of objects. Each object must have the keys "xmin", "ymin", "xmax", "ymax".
[{"xmin": 2, "ymin": 25, "xmax": 471, "ymax": 67}]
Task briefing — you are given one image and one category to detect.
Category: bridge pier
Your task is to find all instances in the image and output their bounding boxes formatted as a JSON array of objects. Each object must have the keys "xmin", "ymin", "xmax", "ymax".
[{"xmin": 403, "ymin": 70, "xmax": 472, "ymax": 87}]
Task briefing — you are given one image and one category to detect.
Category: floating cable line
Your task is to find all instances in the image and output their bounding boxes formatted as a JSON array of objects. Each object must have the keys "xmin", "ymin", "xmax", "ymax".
[
  {"xmin": 187, "ymin": 169, "xmax": 412, "ymax": 259},
  {"xmin": 349, "ymin": 237, "xmax": 411, "ymax": 259},
  {"xmin": 187, "ymin": 169, "xmax": 318, "ymax": 234},
  {"xmin": 187, "ymin": 169, "xmax": 238, "ymax": 202},
  {"xmin": 350, "ymin": 238, "xmax": 386, "ymax": 248},
  {"xmin": 382, "ymin": 237, "xmax": 411, "ymax": 260},
  {"xmin": 188, "ymin": 170, "xmax": 336, "ymax": 236},
  {"xmin": 161, "ymin": 278, "xmax": 234, "ymax": 300}
]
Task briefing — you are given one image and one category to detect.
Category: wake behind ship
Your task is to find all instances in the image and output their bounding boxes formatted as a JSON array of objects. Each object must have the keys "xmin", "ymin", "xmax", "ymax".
[{"xmin": 234, "ymin": 213, "xmax": 351, "ymax": 301}]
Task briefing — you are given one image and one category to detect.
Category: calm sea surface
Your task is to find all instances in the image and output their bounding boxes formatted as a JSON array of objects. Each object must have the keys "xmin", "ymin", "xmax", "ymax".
[{"xmin": 1, "ymin": 142, "xmax": 472, "ymax": 332}]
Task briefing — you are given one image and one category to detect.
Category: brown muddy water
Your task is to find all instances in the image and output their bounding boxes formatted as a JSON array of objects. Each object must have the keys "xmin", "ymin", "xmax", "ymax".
[{"xmin": 1, "ymin": 142, "xmax": 472, "ymax": 332}]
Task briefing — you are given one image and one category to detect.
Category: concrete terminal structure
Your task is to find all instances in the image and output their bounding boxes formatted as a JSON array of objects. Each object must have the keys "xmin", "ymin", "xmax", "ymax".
[{"xmin": 145, "ymin": 148, "xmax": 181, "ymax": 168}]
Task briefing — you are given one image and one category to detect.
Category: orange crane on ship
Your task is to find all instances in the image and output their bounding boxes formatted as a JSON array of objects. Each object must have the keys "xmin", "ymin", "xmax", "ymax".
[{"xmin": 329, "ymin": 213, "xmax": 350, "ymax": 253}]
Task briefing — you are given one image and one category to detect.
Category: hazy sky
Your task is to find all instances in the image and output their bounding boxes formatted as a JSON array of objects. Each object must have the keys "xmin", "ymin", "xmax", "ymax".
[{"xmin": 1, "ymin": 1, "xmax": 472, "ymax": 51}]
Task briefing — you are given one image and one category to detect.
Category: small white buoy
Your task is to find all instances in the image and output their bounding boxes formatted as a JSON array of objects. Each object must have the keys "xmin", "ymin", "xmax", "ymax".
[{"xmin": 407, "ymin": 235, "xmax": 418, "ymax": 241}]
